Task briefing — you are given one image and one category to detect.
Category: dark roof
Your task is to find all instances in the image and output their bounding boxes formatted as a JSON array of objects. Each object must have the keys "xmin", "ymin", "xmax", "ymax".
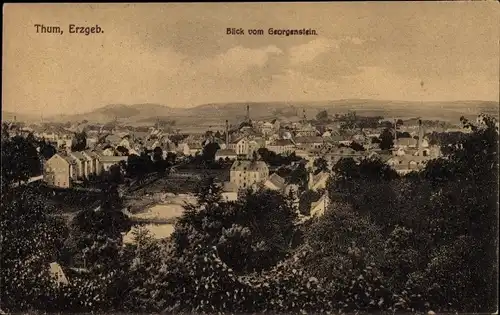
[
  {"xmin": 266, "ymin": 173, "xmax": 286, "ymax": 189},
  {"xmin": 271, "ymin": 139, "xmax": 294, "ymax": 146},
  {"xmin": 294, "ymin": 136, "xmax": 324, "ymax": 144},
  {"xmin": 231, "ymin": 160, "xmax": 268, "ymax": 172},
  {"xmin": 215, "ymin": 149, "xmax": 238, "ymax": 156}
]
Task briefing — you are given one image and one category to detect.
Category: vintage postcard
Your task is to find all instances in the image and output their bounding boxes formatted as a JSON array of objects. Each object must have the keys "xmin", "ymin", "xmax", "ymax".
[{"xmin": 1, "ymin": 3, "xmax": 498, "ymax": 314}]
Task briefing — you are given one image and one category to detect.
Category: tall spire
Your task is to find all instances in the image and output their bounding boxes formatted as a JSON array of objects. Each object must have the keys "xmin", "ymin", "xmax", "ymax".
[
  {"xmin": 225, "ymin": 120, "xmax": 229, "ymax": 148},
  {"xmin": 393, "ymin": 119, "xmax": 398, "ymax": 142},
  {"xmin": 417, "ymin": 119, "xmax": 424, "ymax": 152},
  {"xmin": 303, "ymin": 109, "xmax": 307, "ymax": 122},
  {"xmin": 246, "ymin": 104, "xmax": 250, "ymax": 122}
]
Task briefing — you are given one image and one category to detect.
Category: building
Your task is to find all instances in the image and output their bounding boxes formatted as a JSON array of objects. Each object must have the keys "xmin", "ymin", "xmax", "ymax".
[
  {"xmin": 308, "ymin": 171, "xmax": 329, "ymax": 191},
  {"xmin": 393, "ymin": 137, "xmax": 418, "ymax": 149},
  {"xmin": 263, "ymin": 173, "xmax": 286, "ymax": 191},
  {"xmin": 119, "ymin": 137, "xmax": 131, "ymax": 149},
  {"xmin": 101, "ymin": 147, "xmax": 116, "ymax": 156},
  {"xmin": 48, "ymin": 262, "xmax": 69, "ymax": 286},
  {"xmin": 230, "ymin": 160, "xmax": 269, "ymax": 190},
  {"xmin": 70, "ymin": 151, "xmax": 90, "ymax": 179},
  {"xmin": 228, "ymin": 137, "xmax": 251, "ymax": 156},
  {"xmin": 267, "ymin": 139, "xmax": 295, "ymax": 155},
  {"xmin": 310, "ymin": 193, "xmax": 330, "ymax": 217},
  {"xmin": 386, "ymin": 155, "xmax": 430, "ymax": 175},
  {"xmin": 321, "ymin": 147, "xmax": 366, "ymax": 166},
  {"xmin": 187, "ymin": 142, "xmax": 203, "ymax": 156},
  {"xmin": 259, "ymin": 121, "xmax": 275, "ymax": 135},
  {"xmin": 98, "ymin": 155, "xmax": 128, "ymax": 172},
  {"xmin": 215, "ymin": 149, "xmax": 238, "ymax": 161},
  {"xmin": 294, "ymin": 136, "xmax": 324, "ymax": 151},
  {"xmin": 284, "ymin": 183, "xmax": 300, "ymax": 206},
  {"xmin": 176, "ymin": 142, "xmax": 191, "ymax": 156},
  {"xmin": 221, "ymin": 181, "xmax": 238, "ymax": 201},
  {"xmin": 43, "ymin": 153, "xmax": 77, "ymax": 188},
  {"xmin": 82, "ymin": 150, "xmax": 101, "ymax": 176}
]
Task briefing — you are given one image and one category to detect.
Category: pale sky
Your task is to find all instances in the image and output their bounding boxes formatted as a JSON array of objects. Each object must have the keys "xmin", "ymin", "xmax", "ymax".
[{"xmin": 2, "ymin": 3, "xmax": 499, "ymax": 116}]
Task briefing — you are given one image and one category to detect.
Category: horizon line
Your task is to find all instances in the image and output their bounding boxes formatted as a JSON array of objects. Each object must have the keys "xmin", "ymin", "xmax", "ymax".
[{"xmin": 3, "ymin": 98, "xmax": 499, "ymax": 117}]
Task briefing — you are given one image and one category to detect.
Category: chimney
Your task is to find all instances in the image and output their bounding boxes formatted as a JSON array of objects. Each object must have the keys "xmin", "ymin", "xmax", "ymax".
[
  {"xmin": 393, "ymin": 119, "xmax": 398, "ymax": 142},
  {"xmin": 303, "ymin": 109, "xmax": 307, "ymax": 122},
  {"xmin": 246, "ymin": 104, "xmax": 250, "ymax": 122},
  {"xmin": 418, "ymin": 119, "xmax": 424, "ymax": 151},
  {"xmin": 225, "ymin": 120, "xmax": 229, "ymax": 148}
]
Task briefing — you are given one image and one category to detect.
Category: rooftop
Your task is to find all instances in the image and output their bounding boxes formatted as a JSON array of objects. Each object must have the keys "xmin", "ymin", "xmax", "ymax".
[
  {"xmin": 231, "ymin": 160, "xmax": 268, "ymax": 172},
  {"xmin": 215, "ymin": 149, "xmax": 238, "ymax": 156},
  {"xmin": 266, "ymin": 173, "xmax": 286, "ymax": 190}
]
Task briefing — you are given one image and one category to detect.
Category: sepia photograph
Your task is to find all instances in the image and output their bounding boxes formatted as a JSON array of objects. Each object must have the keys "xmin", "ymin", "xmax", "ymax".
[{"xmin": 1, "ymin": 3, "xmax": 499, "ymax": 314}]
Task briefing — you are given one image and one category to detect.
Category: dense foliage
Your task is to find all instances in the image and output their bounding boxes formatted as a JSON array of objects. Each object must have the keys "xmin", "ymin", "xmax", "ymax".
[
  {"xmin": 258, "ymin": 148, "xmax": 302, "ymax": 167},
  {"xmin": 0, "ymin": 114, "xmax": 497, "ymax": 313}
]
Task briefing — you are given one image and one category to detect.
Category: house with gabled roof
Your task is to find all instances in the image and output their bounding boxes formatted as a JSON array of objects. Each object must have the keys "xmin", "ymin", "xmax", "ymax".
[
  {"xmin": 310, "ymin": 193, "xmax": 330, "ymax": 217},
  {"xmin": 263, "ymin": 173, "xmax": 286, "ymax": 191},
  {"xmin": 82, "ymin": 150, "xmax": 100, "ymax": 176},
  {"xmin": 215, "ymin": 148, "xmax": 238, "ymax": 161},
  {"xmin": 98, "ymin": 155, "xmax": 128, "ymax": 173},
  {"xmin": 48, "ymin": 262, "xmax": 69, "ymax": 286},
  {"xmin": 308, "ymin": 171, "xmax": 330, "ymax": 191},
  {"xmin": 294, "ymin": 136, "xmax": 324, "ymax": 150},
  {"xmin": 43, "ymin": 153, "xmax": 77, "ymax": 188},
  {"xmin": 228, "ymin": 137, "xmax": 251, "ymax": 156},
  {"xmin": 70, "ymin": 151, "xmax": 90, "ymax": 179},
  {"xmin": 267, "ymin": 139, "xmax": 295, "ymax": 155},
  {"xmin": 393, "ymin": 137, "xmax": 418, "ymax": 149},
  {"xmin": 230, "ymin": 160, "xmax": 269, "ymax": 190},
  {"xmin": 386, "ymin": 154, "xmax": 430, "ymax": 175},
  {"xmin": 221, "ymin": 181, "xmax": 239, "ymax": 201}
]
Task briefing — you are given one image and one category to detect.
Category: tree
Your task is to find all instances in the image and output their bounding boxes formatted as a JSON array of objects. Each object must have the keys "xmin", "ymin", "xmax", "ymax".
[
  {"xmin": 152, "ymin": 146, "xmax": 167, "ymax": 173},
  {"xmin": 315, "ymin": 110, "xmax": 329, "ymax": 122},
  {"xmin": 72, "ymin": 131, "xmax": 87, "ymax": 151},
  {"xmin": 313, "ymin": 157, "xmax": 328, "ymax": 174},
  {"xmin": 302, "ymin": 203, "xmax": 391, "ymax": 311},
  {"xmin": 174, "ymin": 178, "xmax": 298, "ymax": 273},
  {"xmin": 379, "ymin": 120, "xmax": 393, "ymax": 129},
  {"xmin": 126, "ymin": 154, "xmax": 145, "ymax": 178},
  {"xmin": 67, "ymin": 183, "xmax": 131, "ymax": 269},
  {"xmin": 39, "ymin": 141, "xmax": 57, "ymax": 160},
  {"xmin": 397, "ymin": 131, "xmax": 411, "ymax": 138},
  {"xmin": 1, "ymin": 136, "xmax": 41, "ymax": 184},
  {"xmin": 289, "ymin": 162, "xmax": 308, "ymax": 188},
  {"xmin": 116, "ymin": 145, "xmax": 129, "ymax": 156},
  {"xmin": 379, "ymin": 128, "xmax": 394, "ymax": 150},
  {"xmin": 298, "ymin": 189, "xmax": 322, "ymax": 215},
  {"xmin": 339, "ymin": 112, "xmax": 358, "ymax": 130},
  {"xmin": 202, "ymin": 142, "xmax": 220, "ymax": 162},
  {"xmin": 0, "ymin": 185, "xmax": 68, "ymax": 311},
  {"xmin": 349, "ymin": 141, "xmax": 365, "ymax": 151},
  {"xmin": 166, "ymin": 152, "xmax": 177, "ymax": 164}
]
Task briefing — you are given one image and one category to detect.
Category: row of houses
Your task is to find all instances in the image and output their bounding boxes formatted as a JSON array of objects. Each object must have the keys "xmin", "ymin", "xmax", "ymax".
[{"xmin": 44, "ymin": 151, "xmax": 127, "ymax": 188}]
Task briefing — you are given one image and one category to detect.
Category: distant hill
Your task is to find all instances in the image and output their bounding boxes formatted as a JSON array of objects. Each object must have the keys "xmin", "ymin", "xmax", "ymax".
[
  {"xmin": 43, "ymin": 103, "xmax": 184, "ymax": 124},
  {"xmin": 1, "ymin": 111, "xmax": 40, "ymax": 123},
  {"xmin": 3, "ymin": 100, "xmax": 498, "ymax": 128}
]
